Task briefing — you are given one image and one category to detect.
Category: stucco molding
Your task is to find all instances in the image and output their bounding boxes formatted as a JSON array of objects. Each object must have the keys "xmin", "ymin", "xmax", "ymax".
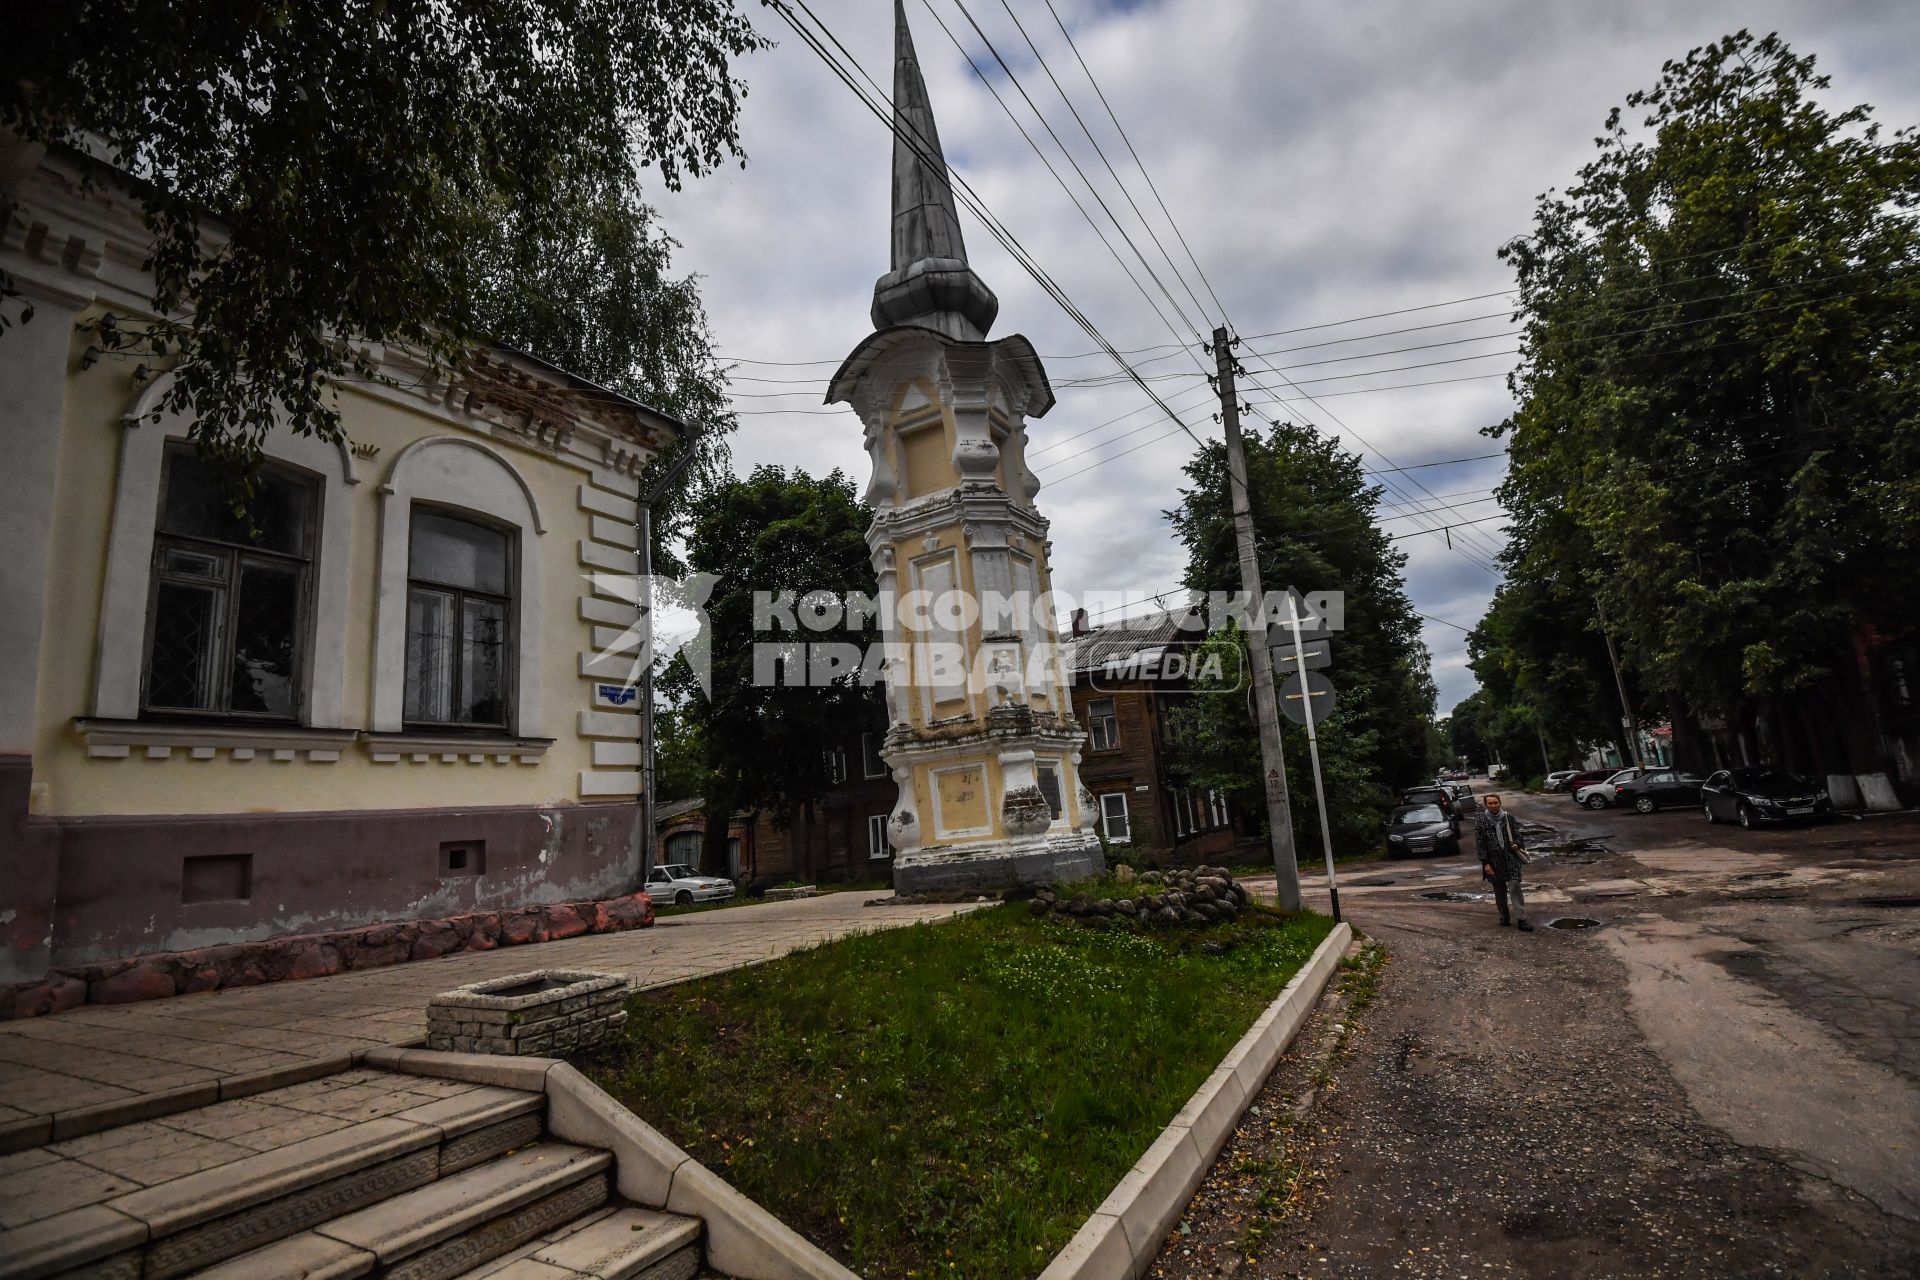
[
  {"xmin": 92, "ymin": 380, "xmax": 358, "ymax": 728},
  {"xmin": 371, "ymin": 435, "xmax": 546, "ymax": 736},
  {"xmin": 72, "ymin": 719, "xmax": 357, "ymax": 763}
]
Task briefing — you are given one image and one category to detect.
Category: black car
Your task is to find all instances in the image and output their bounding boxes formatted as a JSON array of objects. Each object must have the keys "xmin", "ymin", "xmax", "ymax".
[
  {"xmin": 1614, "ymin": 768, "xmax": 1706, "ymax": 813},
  {"xmin": 1385, "ymin": 803, "xmax": 1461, "ymax": 858},
  {"xmin": 1701, "ymin": 766, "xmax": 1833, "ymax": 828},
  {"xmin": 1402, "ymin": 785, "xmax": 1469, "ymax": 818}
]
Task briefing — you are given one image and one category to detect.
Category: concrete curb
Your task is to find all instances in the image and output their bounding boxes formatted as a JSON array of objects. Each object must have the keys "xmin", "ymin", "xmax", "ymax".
[
  {"xmin": 1038, "ymin": 921, "xmax": 1354, "ymax": 1280},
  {"xmin": 373, "ymin": 1047, "xmax": 858, "ymax": 1280}
]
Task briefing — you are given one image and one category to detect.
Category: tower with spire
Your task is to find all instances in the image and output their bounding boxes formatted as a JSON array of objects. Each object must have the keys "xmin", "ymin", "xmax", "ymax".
[{"xmin": 827, "ymin": 0, "xmax": 1103, "ymax": 893}]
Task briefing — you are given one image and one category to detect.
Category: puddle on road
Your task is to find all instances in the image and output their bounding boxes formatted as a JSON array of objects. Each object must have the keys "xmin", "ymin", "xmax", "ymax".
[
  {"xmin": 1858, "ymin": 895, "xmax": 1920, "ymax": 909},
  {"xmin": 1735, "ymin": 871, "xmax": 1790, "ymax": 881},
  {"xmin": 1420, "ymin": 890, "xmax": 1492, "ymax": 903},
  {"xmin": 1547, "ymin": 916, "xmax": 1602, "ymax": 930}
]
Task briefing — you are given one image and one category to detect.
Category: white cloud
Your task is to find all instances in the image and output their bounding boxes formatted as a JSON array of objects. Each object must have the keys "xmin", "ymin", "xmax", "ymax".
[{"xmin": 653, "ymin": 0, "xmax": 1920, "ymax": 713}]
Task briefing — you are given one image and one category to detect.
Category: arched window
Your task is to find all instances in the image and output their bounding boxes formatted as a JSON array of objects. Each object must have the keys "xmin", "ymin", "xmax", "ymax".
[{"xmin": 403, "ymin": 508, "xmax": 514, "ymax": 729}]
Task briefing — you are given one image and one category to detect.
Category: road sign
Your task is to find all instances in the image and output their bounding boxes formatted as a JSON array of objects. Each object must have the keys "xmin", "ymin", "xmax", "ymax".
[
  {"xmin": 1270, "ymin": 636, "xmax": 1333, "ymax": 673},
  {"xmin": 1278, "ymin": 670, "xmax": 1337, "ymax": 726}
]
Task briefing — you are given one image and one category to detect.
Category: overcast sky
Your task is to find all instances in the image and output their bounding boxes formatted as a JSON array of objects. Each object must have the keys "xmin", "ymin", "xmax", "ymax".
[{"xmin": 651, "ymin": 0, "xmax": 1919, "ymax": 715}]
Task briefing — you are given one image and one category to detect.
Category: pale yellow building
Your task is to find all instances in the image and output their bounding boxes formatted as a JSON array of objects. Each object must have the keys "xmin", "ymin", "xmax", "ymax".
[{"xmin": 0, "ymin": 142, "xmax": 680, "ymax": 982}]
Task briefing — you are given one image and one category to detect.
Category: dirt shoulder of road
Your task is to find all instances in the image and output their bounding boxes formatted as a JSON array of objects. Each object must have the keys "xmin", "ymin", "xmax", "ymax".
[{"xmin": 1153, "ymin": 795, "xmax": 1920, "ymax": 1279}]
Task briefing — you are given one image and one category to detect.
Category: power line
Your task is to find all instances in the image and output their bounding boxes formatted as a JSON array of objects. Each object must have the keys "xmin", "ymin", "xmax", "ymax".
[
  {"xmin": 1385, "ymin": 512, "xmax": 1509, "ymax": 542},
  {"xmin": 991, "ymin": 0, "xmax": 1219, "ymax": 331},
  {"xmin": 1040, "ymin": 0, "xmax": 1231, "ymax": 324},
  {"xmin": 764, "ymin": 0, "xmax": 1210, "ymax": 455}
]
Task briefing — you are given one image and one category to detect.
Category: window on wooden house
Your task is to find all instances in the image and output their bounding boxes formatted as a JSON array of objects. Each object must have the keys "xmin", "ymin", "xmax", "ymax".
[
  {"xmin": 1087, "ymin": 697, "xmax": 1120, "ymax": 751},
  {"xmin": 143, "ymin": 446, "xmax": 316, "ymax": 720},
  {"xmin": 862, "ymin": 731, "xmax": 888, "ymax": 778},
  {"xmin": 867, "ymin": 814, "xmax": 891, "ymax": 860},
  {"xmin": 404, "ymin": 508, "xmax": 513, "ymax": 728},
  {"xmin": 825, "ymin": 745, "xmax": 848, "ymax": 784},
  {"xmin": 1099, "ymin": 792, "xmax": 1131, "ymax": 843}
]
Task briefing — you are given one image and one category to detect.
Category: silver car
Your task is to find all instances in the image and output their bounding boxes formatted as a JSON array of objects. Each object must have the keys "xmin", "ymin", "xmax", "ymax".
[
  {"xmin": 1575, "ymin": 767, "xmax": 1647, "ymax": 809},
  {"xmin": 646, "ymin": 863, "xmax": 736, "ymax": 906}
]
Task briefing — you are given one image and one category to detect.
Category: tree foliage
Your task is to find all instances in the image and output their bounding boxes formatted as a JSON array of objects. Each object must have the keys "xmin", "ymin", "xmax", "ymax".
[
  {"xmin": 1164, "ymin": 421, "xmax": 1437, "ymax": 853},
  {"xmin": 671, "ymin": 466, "xmax": 879, "ymax": 876},
  {"xmin": 3, "ymin": 0, "xmax": 764, "ymax": 499},
  {"xmin": 1483, "ymin": 31, "xmax": 1919, "ymax": 771}
]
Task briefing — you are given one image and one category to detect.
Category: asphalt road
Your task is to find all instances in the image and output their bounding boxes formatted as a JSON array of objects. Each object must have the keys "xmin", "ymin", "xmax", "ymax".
[{"xmin": 1153, "ymin": 785, "xmax": 1920, "ymax": 1278}]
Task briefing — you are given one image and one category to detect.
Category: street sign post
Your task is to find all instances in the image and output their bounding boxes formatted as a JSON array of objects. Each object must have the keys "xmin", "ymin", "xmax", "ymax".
[{"xmin": 1281, "ymin": 599, "xmax": 1343, "ymax": 923}]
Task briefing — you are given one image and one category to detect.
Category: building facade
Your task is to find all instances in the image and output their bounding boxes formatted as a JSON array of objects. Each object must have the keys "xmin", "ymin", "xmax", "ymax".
[
  {"xmin": 1, "ymin": 143, "xmax": 681, "ymax": 984},
  {"xmin": 1066, "ymin": 609, "xmax": 1259, "ymax": 866}
]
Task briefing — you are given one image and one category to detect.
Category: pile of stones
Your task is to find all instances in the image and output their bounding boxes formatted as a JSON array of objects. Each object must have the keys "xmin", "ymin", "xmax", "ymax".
[{"xmin": 1030, "ymin": 865, "xmax": 1252, "ymax": 928}]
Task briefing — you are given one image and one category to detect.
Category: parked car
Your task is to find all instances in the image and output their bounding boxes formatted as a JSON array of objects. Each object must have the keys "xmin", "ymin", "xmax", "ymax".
[
  {"xmin": 645, "ymin": 863, "xmax": 737, "ymax": 906},
  {"xmin": 1443, "ymin": 781, "xmax": 1478, "ymax": 813},
  {"xmin": 1614, "ymin": 769, "xmax": 1706, "ymax": 813},
  {"xmin": 1402, "ymin": 784, "xmax": 1470, "ymax": 819},
  {"xmin": 1575, "ymin": 767, "xmax": 1648, "ymax": 809},
  {"xmin": 1560, "ymin": 768, "xmax": 1620, "ymax": 798},
  {"xmin": 1385, "ymin": 803, "xmax": 1461, "ymax": 858},
  {"xmin": 1543, "ymin": 769, "xmax": 1580, "ymax": 793},
  {"xmin": 1702, "ymin": 766, "xmax": 1834, "ymax": 828}
]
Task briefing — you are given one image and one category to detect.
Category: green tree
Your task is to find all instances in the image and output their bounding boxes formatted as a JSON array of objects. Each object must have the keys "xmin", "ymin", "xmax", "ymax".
[
  {"xmin": 1491, "ymin": 30, "xmax": 1920, "ymax": 778},
  {"xmin": 1165, "ymin": 421, "xmax": 1437, "ymax": 854},
  {"xmin": 3, "ymin": 0, "xmax": 764, "ymax": 494},
  {"xmin": 677, "ymin": 467, "xmax": 879, "ymax": 879}
]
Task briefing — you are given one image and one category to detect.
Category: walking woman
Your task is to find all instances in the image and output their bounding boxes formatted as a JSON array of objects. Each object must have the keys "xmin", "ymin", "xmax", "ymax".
[{"xmin": 1477, "ymin": 793, "xmax": 1532, "ymax": 931}]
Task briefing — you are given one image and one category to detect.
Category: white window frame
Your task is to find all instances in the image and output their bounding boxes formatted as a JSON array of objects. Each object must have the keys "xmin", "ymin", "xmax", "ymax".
[
  {"xmin": 825, "ymin": 745, "xmax": 847, "ymax": 785},
  {"xmin": 1171, "ymin": 787, "xmax": 1193, "ymax": 838},
  {"xmin": 867, "ymin": 813, "xmax": 891, "ymax": 859},
  {"xmin": 1099, "ymin": 791, "xmax": 1131, "ymax": 843},
  {"xmin": 95, "ymin": 379, "xmax": 358, "ymax": 728},
  {"xmin": 371, "ymin": 437, "xmax": 545, "ymax": 737}
]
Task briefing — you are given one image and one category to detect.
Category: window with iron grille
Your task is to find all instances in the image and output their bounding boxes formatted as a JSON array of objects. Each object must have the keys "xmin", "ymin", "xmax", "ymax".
[
  {"xmin": 1087, "ymin": 697, "xmax": 1120, "ymax": 751},
  {"xmin": 143, "ymin": 446, "xmax": 316, "ymax": 720},
  {"xmin": 404, "ymin": 507, "xmax": 514, "ymax": 729}
]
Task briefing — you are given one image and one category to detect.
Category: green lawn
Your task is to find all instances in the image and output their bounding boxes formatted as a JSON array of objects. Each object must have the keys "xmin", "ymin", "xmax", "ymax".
[{"xmin": 583, "ymin": 891, "xmax": 1334, "ymax": 1278}]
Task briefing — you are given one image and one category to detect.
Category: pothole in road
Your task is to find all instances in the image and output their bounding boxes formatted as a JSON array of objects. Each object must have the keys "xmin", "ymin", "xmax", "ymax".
[
  {"xmin": 1420, "ymin": 890, "xmax": 1492, "ymax": 903},
  {"xmin": 1352, "ymin": 877, "xmax": 1399, "ymax": 887},
  {"xmin": 1547, "ymin": 916, "xmax": 1602, "ymax": 930},
  {"xmin": 1735, "ymin": 871, "xmax": 1790, "ymax": 881},
  {"xmin": 1857, "ymin": 895, "xmax": 1920, "ymax": 909}
]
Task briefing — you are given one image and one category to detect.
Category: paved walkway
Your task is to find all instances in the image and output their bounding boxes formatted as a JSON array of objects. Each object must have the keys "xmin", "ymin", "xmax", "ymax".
[{"xmin": 0, "ymin": 893, "xmax": 972, "ymax": 1123}]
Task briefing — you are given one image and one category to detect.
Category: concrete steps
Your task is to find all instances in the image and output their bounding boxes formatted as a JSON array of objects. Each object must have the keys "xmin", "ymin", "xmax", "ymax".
[{"xmin": 0, "ymin": 1068, "xmax": 703, "ymax": 1280}]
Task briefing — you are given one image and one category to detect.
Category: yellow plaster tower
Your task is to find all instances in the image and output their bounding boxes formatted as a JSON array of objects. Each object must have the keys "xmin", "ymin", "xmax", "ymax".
[{"xmin": 826, "ymin": 0, "xmax": 1104, "ymax": 893}]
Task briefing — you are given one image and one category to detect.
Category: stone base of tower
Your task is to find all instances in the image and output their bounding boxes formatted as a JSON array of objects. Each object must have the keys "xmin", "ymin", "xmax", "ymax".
[{"xmin": 893, "ymin": 831, "xmax": 1104, "ymax": 895}]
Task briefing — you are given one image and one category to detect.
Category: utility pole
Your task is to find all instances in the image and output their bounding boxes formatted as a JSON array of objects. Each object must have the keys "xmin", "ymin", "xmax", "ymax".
[
  {"xmin": 1595, "ymin": 597, "xmax": 1643, "ymax": 768},
  {"xmin": 1213, "ymin": 325, "xmax": 1301, "ymax": 911}
]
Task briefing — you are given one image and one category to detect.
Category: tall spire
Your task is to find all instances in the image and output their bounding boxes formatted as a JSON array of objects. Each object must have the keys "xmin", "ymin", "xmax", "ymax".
[{"xmin": 871, "ymin": 0, "xmax": 999, "ymax": 340}]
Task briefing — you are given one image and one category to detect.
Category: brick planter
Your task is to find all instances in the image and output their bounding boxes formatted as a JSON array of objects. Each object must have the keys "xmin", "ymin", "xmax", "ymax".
[{"xmin": 428, "ymin": 970, "xmax": 630, "ymax": 1056}]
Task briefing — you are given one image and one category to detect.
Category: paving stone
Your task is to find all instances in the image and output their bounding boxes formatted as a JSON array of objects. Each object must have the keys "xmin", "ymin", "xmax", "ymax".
[
  {"xmin": 316, "ymin": 1143, "xmax": 611, "ymax": 1262},
  {"xmin": 531, "ymin": 1206, "xmax": 700, "ymax": 1278},
  {"xmin": 107, "ymin": 1116, "xmax": 438, "ymax": 1236},
  {"xmin": 186, "ymin": 1229, "xmax": 376, "ymax": 1280},
  {"xmin": 0, "ymin": 1202, "xmax": 148, "ymax": 1279},
  {"xmin": 0, "ymin": 1150, "xmax": 142, "ymax": 1229}
]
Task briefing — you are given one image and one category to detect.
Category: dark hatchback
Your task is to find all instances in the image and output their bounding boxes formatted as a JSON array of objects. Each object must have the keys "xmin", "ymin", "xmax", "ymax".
[
  {"xmin": 1614, "ymin": 768, "xmax": 1706, "ymax": 813},
  {"xmin": 1385, "ymin": 803, "xmax": 1461, "ymax": 858},
  {"xmin": 1702, "ymin": 766, "xmax": 1834, "ymax": 828}
]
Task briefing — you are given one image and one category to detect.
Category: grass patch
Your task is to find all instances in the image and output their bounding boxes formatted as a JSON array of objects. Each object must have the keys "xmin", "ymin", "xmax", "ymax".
[{"xmin": 582, "ymin": 899, "xmax": 1334, "ymax": 1278}]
